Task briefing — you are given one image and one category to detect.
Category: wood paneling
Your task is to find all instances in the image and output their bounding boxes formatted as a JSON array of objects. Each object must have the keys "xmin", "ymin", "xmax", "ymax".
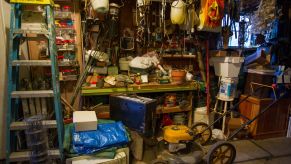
[{"xmin": 239, "ymin": 95, "xmax": 290, "ymax": 139}]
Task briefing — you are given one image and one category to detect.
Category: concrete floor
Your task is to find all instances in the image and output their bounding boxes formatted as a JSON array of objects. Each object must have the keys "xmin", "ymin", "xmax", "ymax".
[
  {"xmin": 233, "ymin": 137, "xmax": 291, "ymax": 164},
  {"xmin": 134, "ymin": 137, "xmax": 291, "ymax": 164}
]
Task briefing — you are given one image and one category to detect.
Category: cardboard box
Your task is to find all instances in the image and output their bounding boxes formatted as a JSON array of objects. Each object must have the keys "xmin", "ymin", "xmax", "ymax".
[{"xmin": 73, "ymin": 111, "xmax": 97, "ymax": 132}]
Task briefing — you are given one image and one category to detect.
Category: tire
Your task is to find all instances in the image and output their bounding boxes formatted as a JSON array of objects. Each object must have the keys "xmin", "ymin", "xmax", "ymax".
[
  {"xmin": 191, "ymin": 122, "xmax": 212, "ymax": 145},
  {"xmin": 206, "ymin": 141, "xmax": 236, "ymax": 164}
]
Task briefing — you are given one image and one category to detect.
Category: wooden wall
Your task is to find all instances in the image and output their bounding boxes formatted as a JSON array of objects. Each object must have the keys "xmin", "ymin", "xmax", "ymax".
[{"xmin": 0, "ymin": 0, "xmax": 10, "ymax": 159}]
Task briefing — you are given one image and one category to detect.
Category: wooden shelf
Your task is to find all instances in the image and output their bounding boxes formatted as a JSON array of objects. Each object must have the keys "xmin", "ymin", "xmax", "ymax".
[
  {"xmin": 60, "ymin": 75, "xmax": 78, "ymax": 81},
  {"xmin": 162, "ymin": 54, "xmax": 196, "ymax": 58},
  {"xmin": 156, "ymin": 105, "xmax": 191, "ymax": 114}
]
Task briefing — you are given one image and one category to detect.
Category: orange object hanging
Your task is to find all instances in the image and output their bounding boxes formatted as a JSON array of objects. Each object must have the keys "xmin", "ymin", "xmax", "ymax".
[
  {"xmin": 198, "ymin": 0, "xmax": 224, "ymax": 32},
  {"xmin": 206, "ymin": 0, "xmax": 224, "ymax": 27}
]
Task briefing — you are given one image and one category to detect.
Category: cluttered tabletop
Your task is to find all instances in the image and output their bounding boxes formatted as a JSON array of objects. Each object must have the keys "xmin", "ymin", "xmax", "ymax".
[{"xmin": 81, "ymin": 81, "xmax": 203, "ymax": 96}]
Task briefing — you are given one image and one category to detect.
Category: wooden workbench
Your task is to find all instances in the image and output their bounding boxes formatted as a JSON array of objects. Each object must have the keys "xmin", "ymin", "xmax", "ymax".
[
  {"xmin": 81, "ymin": 81, "xmax": 203, "ymax": 127},
  {"xmin": 81, "ymin": 81, "xmax": 202, "ymax": 96}
]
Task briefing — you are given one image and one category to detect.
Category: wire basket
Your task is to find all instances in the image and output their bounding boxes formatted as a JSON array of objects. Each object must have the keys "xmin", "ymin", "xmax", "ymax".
[{"xmin": 24, "ymin": 115, "xmax": 49, "ymax": 164}]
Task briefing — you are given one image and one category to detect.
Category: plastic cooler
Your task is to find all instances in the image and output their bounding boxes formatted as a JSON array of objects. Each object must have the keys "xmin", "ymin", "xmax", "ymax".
[
  {"xmin": 210, "ymin": 57, "xmax": 244, "ymax": 77},
  {"xmin": 109, "ymin": 94, "xmax": 156, "ymax": 136}
]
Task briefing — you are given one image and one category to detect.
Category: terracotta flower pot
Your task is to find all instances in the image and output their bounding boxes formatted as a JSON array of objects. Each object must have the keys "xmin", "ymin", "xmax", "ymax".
[
  {"xmin": 171, "ymin": 70, "xmax": 186, "ymax": 84},
  {"xmin": 171, "ymin": 70, "xmax": 186, "ymax": 77}
]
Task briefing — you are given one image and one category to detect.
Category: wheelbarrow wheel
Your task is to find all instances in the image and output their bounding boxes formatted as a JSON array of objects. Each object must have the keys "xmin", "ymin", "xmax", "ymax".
[
  {"xmin": 206, "ymin": 141, "xmax": 236, "ymax": 164},
  {"xmin": 191, "ymin": 122, "xmax": 212, "ymax": 145}
]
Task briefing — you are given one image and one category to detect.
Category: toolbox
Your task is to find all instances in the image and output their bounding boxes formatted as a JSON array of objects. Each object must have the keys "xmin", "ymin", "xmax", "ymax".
[{"xmin": 110, "ymin": 94, "xmax": 157, "ymax": 136}]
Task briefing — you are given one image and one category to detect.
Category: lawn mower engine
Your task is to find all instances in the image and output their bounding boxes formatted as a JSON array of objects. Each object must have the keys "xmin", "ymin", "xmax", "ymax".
[
  {"xmin": 157, "ymin": 125, "xmax": 203, "ymax": 164},
  {"xmin": 164, "ymin": 125, "xmax": 194, "ymax": 154}
]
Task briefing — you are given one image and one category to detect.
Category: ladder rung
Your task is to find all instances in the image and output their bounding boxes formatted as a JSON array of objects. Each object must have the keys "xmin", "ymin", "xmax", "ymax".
[
  {"xmin": 14, "ymin": 29, "xmax": 49, "ymax": 35},
  {"xmin": 11, "ymin": 90, "xmax": 54, "ymax": 98},
  {"xmin": 10, "ymin": 120, "xmax": 57, "ymax": 130},
  {"xmin": 12, "ymin": 60, "xmax": 51, "ymax": 66},
  {"xmin": 9, "ymin": 149, "xmax": 60, "ymax": 162}
]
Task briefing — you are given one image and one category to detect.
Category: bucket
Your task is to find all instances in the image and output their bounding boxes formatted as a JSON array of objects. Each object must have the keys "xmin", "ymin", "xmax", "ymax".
[
  {"xmin": 170, "ymin": 0, "xmax": 186, "ymax": 25},
  {"xmin": 91, "ymin": 0, "xmax": 109, "ymax": 13},
  {"xmin": 218, "ymin": 77, "xmax": 238, "ymax": 100},
  {"xmin": 119, "ymin": 57, "xmax": 131, "ymax": 71},
  {"xmin": 171, "ymin": 69, "xmax": 186, "ymax": 84}
]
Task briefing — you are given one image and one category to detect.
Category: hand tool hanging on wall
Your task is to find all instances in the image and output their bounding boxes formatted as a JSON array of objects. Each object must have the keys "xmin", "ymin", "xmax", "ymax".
[
  {"xmin": 136, "ymin": 0, "xmax": 151, "ymax": 48},
  {"xmin": 70, "ymin": 22, "xmax": 109, "ymax": 106},
  {"xmin": 197, "ymin": 46, "xmax": 206, "ymax": 82}
]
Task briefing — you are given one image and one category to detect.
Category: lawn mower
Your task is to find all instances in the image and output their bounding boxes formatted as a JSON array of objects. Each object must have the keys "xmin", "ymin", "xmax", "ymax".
[{"xmin": 152, "ymin": 82, "xmax": 287, "ymax": 164}]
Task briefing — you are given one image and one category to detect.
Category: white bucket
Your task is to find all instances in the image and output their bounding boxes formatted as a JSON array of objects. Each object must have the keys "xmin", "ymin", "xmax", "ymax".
[
  {"xmin": 218, "ymin": 77, "xmax": 238, "ymax": 100},
  {"xmin": 119, "ymin": 57, "xmax": 131, "ymax": 71},
  {"xmin": 91, "ymin": 0, "xmax": 109, "ymax": 13},
  {"xmin": 170, "ymin": 0, "xmax": 186, "ymax": 25},
  {"xmin": 210, "ymin": 57, "xmax": 244, "ymax": 77}
]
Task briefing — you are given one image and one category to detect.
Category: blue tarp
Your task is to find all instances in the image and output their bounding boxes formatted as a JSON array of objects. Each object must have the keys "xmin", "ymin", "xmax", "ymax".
[{"xmin": 72, "ymin": 121, "xmax": 129, "ymax": 154}]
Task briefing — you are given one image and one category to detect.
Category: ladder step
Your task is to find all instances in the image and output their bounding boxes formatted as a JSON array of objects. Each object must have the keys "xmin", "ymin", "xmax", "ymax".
[
  {"xmin": 12, "ymin": 60, "xmax": 52, "ymax": 66},
  {"xmin": 14, "ymin": 29, "xmax": 49, "ymax": 35},
  {"xmin": 10, "ymin": 120, "xmax": 57, "ymax": 130},
  {"xmin": 9, "ymin": 149, "xmax": 60, "ymax": 162},
  {"xmin": 11, "ymin": 90, "xmax": 54, "ymax": 98}
]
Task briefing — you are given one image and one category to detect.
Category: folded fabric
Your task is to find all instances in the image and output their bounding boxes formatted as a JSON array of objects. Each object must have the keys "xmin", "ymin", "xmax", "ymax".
[{"xmin": 72, "ymin": 121, "xmax": 130, "ymax": 154}]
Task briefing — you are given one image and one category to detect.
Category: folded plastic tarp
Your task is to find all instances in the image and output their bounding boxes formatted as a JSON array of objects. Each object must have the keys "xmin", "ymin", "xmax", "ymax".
[
  {"xmin": 64, "ymin": 119, "xmax": 117, "ymax": 158},
  {"xmin": 72, "ymin": 121, "xmax": 130, "ymax": 154}
]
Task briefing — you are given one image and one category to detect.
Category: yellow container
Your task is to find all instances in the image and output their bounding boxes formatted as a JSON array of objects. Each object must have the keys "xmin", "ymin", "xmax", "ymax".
[
  {"xmin": 163, "ymin": 125, "xmax": 193, "ymax": 143},
  {"xmin": 10, "ymin": 0, "xmax": 54, "ymax": 5}
]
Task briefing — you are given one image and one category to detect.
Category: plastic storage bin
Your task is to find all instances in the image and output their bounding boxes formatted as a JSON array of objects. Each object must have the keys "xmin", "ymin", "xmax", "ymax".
[{"xmin": 210, "ymin": 57, "xmax": 244, "ymax": 77}]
